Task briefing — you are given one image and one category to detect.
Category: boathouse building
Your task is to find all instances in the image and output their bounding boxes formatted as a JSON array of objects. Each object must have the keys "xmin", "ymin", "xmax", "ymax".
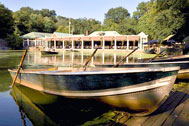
[{"xmin": 22, "ymin": 31, "xmax": 148, "ymax": 50}]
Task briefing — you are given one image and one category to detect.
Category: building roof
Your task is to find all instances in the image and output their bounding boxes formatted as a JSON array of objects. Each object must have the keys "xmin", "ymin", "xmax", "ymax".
[
  {"xmin": 53, "ymin": 32, "xmax": 73, "ymax": 38},
  {"xmin": 183, "ymin": 36, "xmax": 189, "ymax": 41},
  {"xmin": 89, "ymin": 31, "xmax": 121, "ymax": 36},
  {"xmin": 21, "ymin": 32, "xmax": 52, "ymax": 39}
]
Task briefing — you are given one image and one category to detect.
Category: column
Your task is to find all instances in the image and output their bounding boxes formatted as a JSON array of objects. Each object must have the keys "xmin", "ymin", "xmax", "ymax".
[
  {"xmin": 35, "ymin": 40, "xmax": 37, "ymax": 47},
  {"xmin": 102, "ymin": 39, "xmax": 105, "ymax": 49},
  {"xmin": 127, "ymin": 36, "xmax": 129, "ymax": 50},
  {"xmin": 54, "ymin": 40, "xmax": 56, "ymax": 49},
  {"xmin": 114, "ymin": 39, "xmax": 117, "ymax": 50},
  {"xmin": 62, "ymin": 40, "xmax": 65, "ymax": 49},
  {"xmin": 91, "ymin": 40, "xmax": 94, "ymax": 49},
  {"xmin": 72, "ymin": 40, "xmax": 74, "ymax": 49},
  {"xmin": 27, "ymin": 39, "xmax": 29, "ymax": 46},
  {"xmin": 81, "ymin": 40, "xmax": 84, "ymax": 49}
]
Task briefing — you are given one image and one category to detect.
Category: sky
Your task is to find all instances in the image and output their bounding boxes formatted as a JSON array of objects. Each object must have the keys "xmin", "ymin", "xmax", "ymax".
[{"xmin": 1, "ymin": 0, "xmax": 148, "ymax": 22}]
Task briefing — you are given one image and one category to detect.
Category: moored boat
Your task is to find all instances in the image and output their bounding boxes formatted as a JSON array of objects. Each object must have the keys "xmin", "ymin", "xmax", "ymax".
[
  {"xmin": 9, "ymin": 67, "xmax": 179, "ymax": 116},
  {"xmin": 96, "ymin": 61, "xmax": 189, "ymax": 79},
  {"xmin": 41, "ymin": 51, "xmax": 59, "ymax": 55},
  {"xmin": 152, "ymin": 55, "xmax": 189, "ymax": 62}
]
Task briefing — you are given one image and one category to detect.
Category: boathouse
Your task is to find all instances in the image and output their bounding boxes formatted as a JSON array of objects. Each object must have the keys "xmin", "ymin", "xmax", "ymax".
[{"xmin": 22, "ymin": 31, "xmax": 148, "ymax": 50}]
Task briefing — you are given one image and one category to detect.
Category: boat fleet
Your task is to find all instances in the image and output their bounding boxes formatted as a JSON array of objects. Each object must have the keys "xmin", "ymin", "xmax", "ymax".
[{"xmin": 9, "ymin": 49, "xmax": 189, "ymax": 116}]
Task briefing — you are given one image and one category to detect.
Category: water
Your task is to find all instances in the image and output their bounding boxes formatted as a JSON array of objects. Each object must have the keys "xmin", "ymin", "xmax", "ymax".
[{"xmin": 0, "ymin": 50, "xmax": 188, "ymax": 126}]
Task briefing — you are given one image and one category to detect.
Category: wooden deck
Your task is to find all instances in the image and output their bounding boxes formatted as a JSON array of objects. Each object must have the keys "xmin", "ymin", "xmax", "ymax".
[{"xmin": 107, "ymin": 90, "xmax": 189, "ymax": 126}]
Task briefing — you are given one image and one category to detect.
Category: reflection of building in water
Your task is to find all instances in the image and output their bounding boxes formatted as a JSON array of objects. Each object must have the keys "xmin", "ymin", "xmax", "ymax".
[
  {"xmin": 22, "ymin": 31, "xmax": 148, "ymax": 51},
  {"xmin": 26, "ymin": 51, "xmax": 139, "ymax": 66}
]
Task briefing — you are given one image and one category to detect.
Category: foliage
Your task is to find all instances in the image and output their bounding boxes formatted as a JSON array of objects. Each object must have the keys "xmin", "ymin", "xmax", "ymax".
[
  {"xmin": 0, "ymin": 3, "xmax": 14, "ymax": 39},
  {"xmin": 105, "ymin": 7, "xmax": 130, "ymax": 24},
  {"xmin": 6, "ymin": 33, "xmax": 23, "ymax": 49},
  {"xmin": 136, "ymin": 0, "xmax": 189, "ymax": 42},
  {"xmin": 13, "ymin": 7, "xmax": 57, "ymax": 35},
  {"xmin": 56, "ymin": 17, "xmax": 101, "ymax": 35}
]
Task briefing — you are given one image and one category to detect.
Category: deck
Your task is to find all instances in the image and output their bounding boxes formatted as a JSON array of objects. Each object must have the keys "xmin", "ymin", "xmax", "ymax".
[{"xmin": 107, "ymin": 90, "xmax": 189, "ymax": 126}]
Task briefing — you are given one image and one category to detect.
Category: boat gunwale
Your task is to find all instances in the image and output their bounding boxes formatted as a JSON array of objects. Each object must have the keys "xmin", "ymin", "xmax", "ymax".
[{"xmin": 8, "ymin": 67, "xmax": 180, "ymax": 75}]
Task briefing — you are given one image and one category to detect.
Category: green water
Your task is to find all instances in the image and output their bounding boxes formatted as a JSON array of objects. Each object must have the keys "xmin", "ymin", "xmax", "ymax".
[{"xmin": 0, "ymin": 50, "xmax": 188, "ymax": 126}]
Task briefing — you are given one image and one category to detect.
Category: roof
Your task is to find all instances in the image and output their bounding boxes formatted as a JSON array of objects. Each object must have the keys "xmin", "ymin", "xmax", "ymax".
[
  {"xmin": 89, "ymin": 31, "xmax": 120, "ymax": 36},
  {"xmin": 53, "ymin": 32, "xmax": 72, "ymax": 38},
  {"xmin": 138, "ymin": 32, "xmax": 148, "ymax": 36},
  {"xmin": 21, "ymin": 32, "xmax": 52, "ymax": 39},
  {"xmin": 183, "ymin": 36, "xmax": 189, "ymax": 41}
]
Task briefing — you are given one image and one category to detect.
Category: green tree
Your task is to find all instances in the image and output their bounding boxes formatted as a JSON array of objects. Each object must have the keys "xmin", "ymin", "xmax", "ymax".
[
  {"xmin": 0, "ymin": 3, "xmax": 14, "ymax": 39},
  {"xmin": 105, "ymin": 7, "xmax": 130, "ymax": 24}
]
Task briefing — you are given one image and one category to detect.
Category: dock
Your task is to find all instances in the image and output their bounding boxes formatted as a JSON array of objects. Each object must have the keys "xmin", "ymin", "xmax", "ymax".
[{"xmin": 107, "ymin": 90, "xmax": 189, "ymax": 126}]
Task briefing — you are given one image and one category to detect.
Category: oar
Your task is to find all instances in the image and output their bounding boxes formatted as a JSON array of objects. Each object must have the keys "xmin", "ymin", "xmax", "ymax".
[
  {"xmin": 114, "ymin": 47, "xmax": 139, "ymax": 67},
  {"xmin": 11, "ymin": 49, "xmax": 28, "ymax": 87},
  {"xmin": 149, "ymin": 49, "xmax": 166, "ymax": 62},
  {"xmin": 83, "ymin": 48, "xmax": 98, "ymax": 71}
]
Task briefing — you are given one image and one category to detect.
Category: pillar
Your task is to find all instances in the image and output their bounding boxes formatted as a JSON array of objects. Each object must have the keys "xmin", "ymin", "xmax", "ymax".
[
  {"xmin": 91, "ymin": 40, "xmax": 94, "ymax": 49},
  {"xmin": 72, "ymin": 40, "xmax": 74, "ymax": 49},
  {"xmin": 81, "ymin": 40, "xmax": 84, "ymax": 49},
  {"xmin": 62, "ymin": 40, "xmax": 65, "ymax": 49},
  {"xmin": 27, "ymin": 39, "xmax": 29, "ymax": 46},
  {"xmin": 54, "ymin": 40, "xmax": 56, "ymax": 49},
  {"xmin": 35, "ymin": 40, "xmax": 37, "ymax": 47},
  {"xmin": 127, "ymin": 36, "xmax": 129, "ymax": 50},
  {"xmin": 114, "ymin": 39, "xmax": 117, "ymax": 50},
  {"xmin": 102, "ymin": 39, "xmax": 105, "ymax": 49}
]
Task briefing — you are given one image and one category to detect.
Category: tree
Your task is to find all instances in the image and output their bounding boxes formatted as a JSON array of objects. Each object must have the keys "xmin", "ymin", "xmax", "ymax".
[
  {"xmin": 105, "ymin": 7, "xmax": 130, "ymax": 24},
  {"xmin": 136, "ymin": 0, "xmax": 189, "ymax": 41},
  {"xmin": 0, "ymin": 3, "xmax": 14, "ymax": 39}
]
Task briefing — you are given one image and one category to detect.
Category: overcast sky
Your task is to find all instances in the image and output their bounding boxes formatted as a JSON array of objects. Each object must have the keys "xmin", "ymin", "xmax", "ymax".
[{"xmin": 1, "ymin": 0, "xmax": 149, "ymax": 22}]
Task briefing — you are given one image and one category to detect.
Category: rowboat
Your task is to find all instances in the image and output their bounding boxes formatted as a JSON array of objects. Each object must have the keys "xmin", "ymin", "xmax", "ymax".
[
  {"xmin": 96, "ymin": 61, "xmax": 189, "ymax": 80},
  {"xmin": 152, "ymin": 55, "xmax": 189, "ymax": 62},
  {"xmin": 9, "ymin": 67, "xmax": 179, "ymax": 116},
  {"xmin": 41, "ymin": 51, "xmax": 59, "ymax": 55}
]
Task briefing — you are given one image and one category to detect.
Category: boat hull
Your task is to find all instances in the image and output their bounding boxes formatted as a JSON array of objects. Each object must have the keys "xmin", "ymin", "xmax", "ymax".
[
  {"xmin": 41, "ymin": 51, "xmax": 58, "ymax": 55},
  {"xmin": 9, "ymin": 67, "xmax": 179, "ymax": 116}
]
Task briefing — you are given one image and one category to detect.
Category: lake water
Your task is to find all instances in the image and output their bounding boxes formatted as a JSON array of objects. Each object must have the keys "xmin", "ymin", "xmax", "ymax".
[{"xmin": 0, "ymin": 50, "xmax": 188, "ymax": 126}]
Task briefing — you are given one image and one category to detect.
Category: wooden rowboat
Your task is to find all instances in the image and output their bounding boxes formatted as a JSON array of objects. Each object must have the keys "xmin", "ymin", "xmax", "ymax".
[
  {"xmin": 9, "ymin": 67, "xmax": 179, "ymax": 116},
  {"xmin": 96, "ymin": 61, "xmax": 189, "ymax": 80},
  {"xmin": 152, "ymin": 55, "xmax": 189, "ymax": 62}
]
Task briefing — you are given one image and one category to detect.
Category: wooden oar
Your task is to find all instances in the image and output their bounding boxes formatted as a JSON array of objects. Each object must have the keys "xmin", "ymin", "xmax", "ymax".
[
  {"xmin": 11, "ymin": 49, "xmax": 28, "ymax": 87},
  {"xmin": 83, "ymin": 48, "xmax": 98, "ymax": 71},
  {"xmin": 114, "ymin": 47, "xmax": 139, "ymax": 67},
  {"xmin": 149, "ymin": 49, "xmax": 166, "ymax": 62}
]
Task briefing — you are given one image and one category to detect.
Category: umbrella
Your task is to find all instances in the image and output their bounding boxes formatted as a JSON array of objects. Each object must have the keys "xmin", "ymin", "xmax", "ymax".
[
  {"xmin": 167, "ymin": 39, "xmax": 176, "ymax": 43},
  {"xmin": 144, "ymin": 39, "xmax": 158, "ymax": 44}
]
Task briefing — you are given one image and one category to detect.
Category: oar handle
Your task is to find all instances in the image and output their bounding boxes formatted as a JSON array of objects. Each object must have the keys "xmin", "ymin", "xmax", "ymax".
[
  {"xmin": 11, "ymin": 49, "xmax": 28, "ymax": 87},
  {"xmin": 83, "ymin": 48, "xmax": 98, "ymax": 71},
  {"xmin": 114, "ymin": 47, "xmax": 139, "ymax": 67}
]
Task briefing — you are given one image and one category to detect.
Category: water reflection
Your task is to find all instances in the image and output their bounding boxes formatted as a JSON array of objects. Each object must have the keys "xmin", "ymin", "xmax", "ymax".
[
  {"xmin": 25, "ymin": 51, "xmax": 144, "ymax": 67},
  {"xmin": 11, "ymin": 85, "xmax": 111, "ymax": 126}
]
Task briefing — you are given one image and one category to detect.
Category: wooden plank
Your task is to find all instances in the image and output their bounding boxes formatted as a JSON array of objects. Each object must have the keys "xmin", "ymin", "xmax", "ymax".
[
  {"xmin": 124, "ymin": 116, "xmax": 149, "ymax": 126},
  {"xmin": 142, "ymin": 91, "xmax": 186, "ymax": 126},
  {"xmin": 162, "ymin": 92, "xmax": 189, "ymax": 126},
  {"xmin": 172, "ymin": 93, "xmax": 189, "ymax": 126}
]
